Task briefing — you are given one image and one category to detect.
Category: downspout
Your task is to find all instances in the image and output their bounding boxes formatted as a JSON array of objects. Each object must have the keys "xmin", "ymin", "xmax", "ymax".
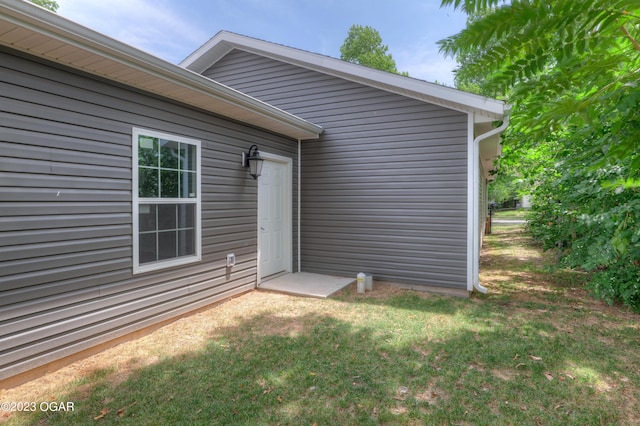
[
  {"xmin": 471, "ymin": 106, "xmax": 512, "ymax": 294},
  {"xmin": 297, "ymin": 139, "xmax": 302, "ymax": 272}
]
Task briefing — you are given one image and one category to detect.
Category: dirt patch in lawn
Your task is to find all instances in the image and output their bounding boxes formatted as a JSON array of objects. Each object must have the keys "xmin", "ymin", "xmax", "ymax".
[
  {"xmin": 0, "ymin": 292, "xmax": 264, "ymax": 417},
  {"xmin": 0, "ymin": 283, "xmax": 411, "ymax": 421}
]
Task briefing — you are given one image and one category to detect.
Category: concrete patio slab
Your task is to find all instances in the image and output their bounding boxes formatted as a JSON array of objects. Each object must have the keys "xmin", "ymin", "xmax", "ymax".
[{"xmin": 258, "ymin": 272, "xmax": 355, "ymax": 298}]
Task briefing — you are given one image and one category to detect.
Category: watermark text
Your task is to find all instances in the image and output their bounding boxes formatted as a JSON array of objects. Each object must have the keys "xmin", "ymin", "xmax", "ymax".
[{"xmin": 1, "ymin": 401, "xmax": 75, "ymax": 412}]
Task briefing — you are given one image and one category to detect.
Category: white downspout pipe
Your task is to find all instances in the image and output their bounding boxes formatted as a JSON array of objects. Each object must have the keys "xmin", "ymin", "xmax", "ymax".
[
  {"xmin": 470, "ymin": 107, "xmax": 512, "ymax": 294},
  {"xmin": 297, "ymin": 139, "xmax": 302, "ymax": 272}
]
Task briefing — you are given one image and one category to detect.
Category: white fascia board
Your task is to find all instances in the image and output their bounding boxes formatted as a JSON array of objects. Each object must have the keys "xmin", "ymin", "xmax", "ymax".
[
  {"xmin": 0, "ymin": 1, "xmax": 322, "ymax": 140},
  {"xmin": 182, "ymin": 31, "xmax": 506, "ymax": 122}
]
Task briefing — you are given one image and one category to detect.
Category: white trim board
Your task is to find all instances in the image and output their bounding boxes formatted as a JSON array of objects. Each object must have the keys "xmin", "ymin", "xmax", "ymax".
[{"xmin": 181, "ymin": 31, "xmax": 506, "ymax": 123}]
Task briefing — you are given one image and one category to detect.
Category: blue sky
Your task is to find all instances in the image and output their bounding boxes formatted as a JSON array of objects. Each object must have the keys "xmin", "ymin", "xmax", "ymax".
[{"xmin": 57, "ymin": 0, "xmax": 468, "ymax": 86}]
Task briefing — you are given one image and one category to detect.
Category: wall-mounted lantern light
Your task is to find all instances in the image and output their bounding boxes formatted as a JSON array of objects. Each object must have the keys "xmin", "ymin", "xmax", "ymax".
[{"xmin": 242, "ymin": 144, "xmax": 264, "ymax": 179}]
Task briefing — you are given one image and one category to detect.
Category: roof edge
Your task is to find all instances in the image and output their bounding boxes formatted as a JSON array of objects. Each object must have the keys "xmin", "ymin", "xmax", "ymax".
[
  {"xmin": 0, "ymin": 1, "xmax": 322, "ymax": 140},
  {"xmin": 182, "ymin": 31, "xmax": 506, "ymax": 121}
]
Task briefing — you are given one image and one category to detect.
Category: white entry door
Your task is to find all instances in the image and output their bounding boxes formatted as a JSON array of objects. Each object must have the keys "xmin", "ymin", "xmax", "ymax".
[{"xmin": 258, "ymin": 156, "xmax": 291, "ymax": 280}]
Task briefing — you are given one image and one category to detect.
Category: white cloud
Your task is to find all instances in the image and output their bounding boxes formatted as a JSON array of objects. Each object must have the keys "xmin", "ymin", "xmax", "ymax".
[
  {"xmin": 395, "ymin": 40, "xmax": 459, "ymax": 87},
  {"xmin": 55, "ymin": 0, "xmax": 465, "ymax": 83},
  {"xmin": 387, "ymin": 1, "xmax": 467, "ymax": 87},
  {"xmin": 58, "ymin": 0, "xmax": 208, "ymax": 63}
]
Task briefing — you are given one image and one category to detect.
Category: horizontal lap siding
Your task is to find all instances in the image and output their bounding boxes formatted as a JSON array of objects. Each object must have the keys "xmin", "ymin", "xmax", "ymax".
[
  {"xmin": 205, "ymin": 50, "xmax": 468, "ymax": 289},
  {"xmin": 0, "ymin": 49, "xmax": 297, "ymax": 380}
]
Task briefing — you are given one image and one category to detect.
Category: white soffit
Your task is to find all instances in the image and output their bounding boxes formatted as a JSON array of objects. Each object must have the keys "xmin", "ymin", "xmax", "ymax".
[
  {"xmin": 182, "ymin": 31, "xmax": 506, "ymax": 123},
  {"xmin": 0, "ymin": 1, "xmax": 322, "ymax": 140}
]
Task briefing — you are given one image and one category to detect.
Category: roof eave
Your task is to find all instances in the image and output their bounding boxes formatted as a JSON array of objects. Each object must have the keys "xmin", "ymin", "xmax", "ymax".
[
  {"xmin": 181, "ymin": 31, "xmax": 506, "ymax": 122},
  {"xmin": 0, "ymin": 0, "xmax": 322, "ymax": 140}
]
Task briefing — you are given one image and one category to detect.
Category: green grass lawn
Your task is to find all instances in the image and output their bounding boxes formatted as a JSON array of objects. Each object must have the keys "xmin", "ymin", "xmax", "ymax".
[
  {"xmin": 6, "ymin": 224, "xmax": 639, "ymax": 425},
  {"xmin": 491, "ymin": 208, "xmax": 528, "ymax": 220}
]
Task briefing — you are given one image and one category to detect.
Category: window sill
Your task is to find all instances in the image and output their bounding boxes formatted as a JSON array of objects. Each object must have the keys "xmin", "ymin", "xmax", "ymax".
[{"xmin": 133, "ymin": 254, "xmax": 201, "ymax": 275}]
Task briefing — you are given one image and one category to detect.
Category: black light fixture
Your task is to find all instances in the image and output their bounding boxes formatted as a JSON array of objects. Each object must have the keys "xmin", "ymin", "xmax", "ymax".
[{"xmin": 242, "ymin": 144, "xmax": 264, "ymax": 179}]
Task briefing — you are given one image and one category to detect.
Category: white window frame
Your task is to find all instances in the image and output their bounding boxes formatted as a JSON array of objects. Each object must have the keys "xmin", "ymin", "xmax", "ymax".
[{"xmin": 132, "ymin": 128, "xmax": 202, "ymax": 274}]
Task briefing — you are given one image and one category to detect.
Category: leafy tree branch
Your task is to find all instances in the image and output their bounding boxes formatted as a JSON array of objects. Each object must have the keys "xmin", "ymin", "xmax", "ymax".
[
  {"xmin": 439, "ymin": 0, "xmax": 640, "ymax": 310},
  {"xmin": 340, "ymin": 25, "xmax": 408, "ymax": 76}
]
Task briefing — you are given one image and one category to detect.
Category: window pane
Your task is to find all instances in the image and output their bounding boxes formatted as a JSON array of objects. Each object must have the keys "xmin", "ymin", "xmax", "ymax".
[
  {"xmin": 161, "ymin": 170, "xmax": 179, "ymax": 198},
  {"xmin": 138, "ymin": 136, "xmax": 158, "ymax": 167},
  {"xmin": 139, "ymin": 168, "xmax": 158, "ymax": 198},
  {"xmin": 139, "ymin": 232, "xmax": 157, "ymax": 264},
  {"xmin": 134, "ymin": 129, "xmax": 199, "ymax": 272},
  {"xmin": 180, "ymin": 144, "xmax": 197, "ymax": 171},
  {"xmin": 178, "ymin": 229, "xmax": 195, "ymax": 256},
  {"xmin": 158, "ymin": 204, "xmax": 177, "ymax": 230},
  {"xmin": 180, "ymin": 171, "xmax": 197, "ymax": 198},
  {"xmin": 158, "ymin": 230, "xmax": 177, "ymax": 260},
  {"xmin": 160, "ymin": 139, "xmax": 179, "ymax": 169},
  {"xmin": 139, "ymin": 204, "xmax": 157, "ymax": 232},
  {"xmin": 177, "ymin": 204, "xmax": 195, "ymax": 228}
]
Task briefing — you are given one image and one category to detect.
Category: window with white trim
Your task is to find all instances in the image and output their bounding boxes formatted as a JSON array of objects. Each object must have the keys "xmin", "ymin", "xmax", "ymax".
[{"xmin": 132, "ymin": 128, "xmax": 201, "ymax": 273}]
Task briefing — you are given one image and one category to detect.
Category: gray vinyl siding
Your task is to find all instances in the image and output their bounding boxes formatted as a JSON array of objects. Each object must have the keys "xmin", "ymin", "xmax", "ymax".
[
  {"xmin": 205, "ymin": 50, "xmax": 468, "ymax": 289},
  {"xmin": 0, "ymin": 48, "xmax": 298, "ymax": 380}
]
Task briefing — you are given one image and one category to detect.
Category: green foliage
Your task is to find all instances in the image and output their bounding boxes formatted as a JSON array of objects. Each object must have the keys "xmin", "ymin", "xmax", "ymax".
[
  {"xmin": 488, "ymin": 141, "xmax": 537, "ymax": 204},
  {"xmin": 527, "ymin": 159, "xmax": 640, "ymax": 311},
  {"xmin": 340, "ymin": 25, "xmax": 408, "ymax": 75},
  {"xmin": 439, "ymin": 0, "xmax": 640, "ymax": 310},
  {"xmin": 488, "ymin": 173, "xmax": 526, "ymax": 205},
  {"xmin": 487, "ymin": 175, "xmax": 520, "ymax": 204},
  {"xmin": 30, "ymin": 0, "xmax": 59, "ymax": 12}
]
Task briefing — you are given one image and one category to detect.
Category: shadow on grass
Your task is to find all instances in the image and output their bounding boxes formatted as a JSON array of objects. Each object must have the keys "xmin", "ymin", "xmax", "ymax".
[
  {"xmin": 333, "ymin": 287, "xmax": 466, "ymax": 316},
  {"xmin": 480, "ymin": 225, "xmax": 590, "ymax": 304},
  {"xmin": 19, "ymin": 305, "xmax": 636, "ymax": 425}
]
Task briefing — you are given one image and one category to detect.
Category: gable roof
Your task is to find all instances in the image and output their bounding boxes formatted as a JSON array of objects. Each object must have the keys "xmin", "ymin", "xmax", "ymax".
[
  {"xmin": 181, "ymin": 31, "xmax": 506, "ymax": 124},
  {"xmin": 0, "ymin": 1, "xmax": 322, "ymax": 140}
]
